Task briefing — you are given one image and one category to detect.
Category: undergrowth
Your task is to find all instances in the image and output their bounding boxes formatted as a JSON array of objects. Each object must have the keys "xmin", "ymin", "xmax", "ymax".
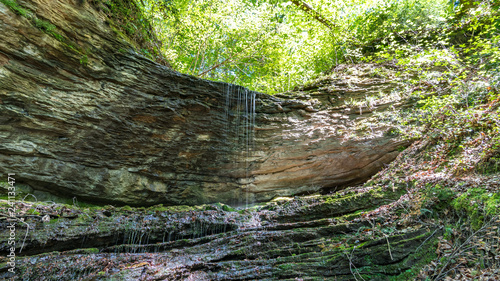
[
  {"xmin": 361, "ymin": 2, "xmax": 500, "ymax": 279},
  {"xmin": 89, "ymin": 0, "xmax": 169, "ymax": 66}
]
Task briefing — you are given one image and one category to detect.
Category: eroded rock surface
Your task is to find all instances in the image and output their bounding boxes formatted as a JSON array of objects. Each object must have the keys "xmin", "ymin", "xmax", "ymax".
[
  {"xmin": 0, "ymin": 185, "xmax": 440, "ymax": 280},
  {"xmin": 0, "ymin": 0, "xmax": 410, "ymax": 205}
]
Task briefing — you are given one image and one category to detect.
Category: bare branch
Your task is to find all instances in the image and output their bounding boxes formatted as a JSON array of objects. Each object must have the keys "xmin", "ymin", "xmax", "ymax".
[{"xmin": 290, "ymin": 0, "xmax": 335, "ymax": 30}]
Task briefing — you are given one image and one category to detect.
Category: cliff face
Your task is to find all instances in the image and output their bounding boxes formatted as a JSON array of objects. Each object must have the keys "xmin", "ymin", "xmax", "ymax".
[{"xmin": 0, "ymin": 0, "xmax": 409, "ymax": 205}]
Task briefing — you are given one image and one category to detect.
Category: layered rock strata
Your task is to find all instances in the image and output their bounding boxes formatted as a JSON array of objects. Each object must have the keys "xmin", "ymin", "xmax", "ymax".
[{"xmin": 0, "ymin": 0, "xmax": 409, "ymax": 205}]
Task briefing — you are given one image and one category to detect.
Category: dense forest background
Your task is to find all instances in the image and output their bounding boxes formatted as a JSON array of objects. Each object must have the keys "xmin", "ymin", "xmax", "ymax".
[{"xmin": 94, "ymin": 0, "xmax": 498, "ymax": 94}]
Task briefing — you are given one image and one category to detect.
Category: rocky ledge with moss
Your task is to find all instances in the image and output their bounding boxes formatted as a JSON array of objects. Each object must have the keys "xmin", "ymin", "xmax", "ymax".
[{"xmin": 0, "ymin": 184, "xmax": 443, "ymax": 280}]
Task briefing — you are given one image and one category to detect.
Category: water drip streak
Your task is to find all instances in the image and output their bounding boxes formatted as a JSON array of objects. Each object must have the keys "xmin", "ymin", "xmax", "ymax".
[
  {"xmin": 236, "ymin": 87, "xmax": 241, "ymax": 163},
  {"xmin": 252, "ymin": 91, "xmax": 256, "ymax": 156},
  {"xmin": 245, "ymin": 89, "xmax": 248, "ymax": 159},
  {"xmin": 225, "ymin": 83, "xmax": 229, "ymax": 136},
  {"xmin": 222, "ymin": 84, "xmax": 256, "ymax": 206},
  {"xmin": 224, "ymin": 83, "xmax": 232, "ymax": 163},
  {"xmin": 245, "ymin": 89, "xmax": 249, "ymax": 207}
]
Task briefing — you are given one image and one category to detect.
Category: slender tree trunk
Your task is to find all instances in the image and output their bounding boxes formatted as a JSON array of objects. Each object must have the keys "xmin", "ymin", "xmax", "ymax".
[{"xmin": 290, "ymin": 0, "xmax": 334, "ymax": 30}]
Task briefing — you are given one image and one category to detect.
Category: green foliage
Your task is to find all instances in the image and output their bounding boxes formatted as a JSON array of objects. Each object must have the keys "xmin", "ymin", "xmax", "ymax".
[
  {"xmin": 421, "ymin": 184, "xmax": 456, "ymax": 217},
  {"xmin": 0, "ymin": 0, "xmax": 30, "ymax": 17},
  {"xmin": 371, "ymin": 0, "xmax": 500, "ymax": 154},
  {"xmin": 135, "ymin": 0, "xmax": 452, "ymax": 93},
  {"xmin": 346, "ymin": 0, "xmax": 450, "ymax": 47},
  {"xmin": 87, "ymin": 0, "xmax": 498, "ymax": 96},
  {"xmin": 452, "ymin": 188, "xmax": 500, "ymax": 230},
  {"xmin": 90, "ymin": 0, "xmax": 168, "ymax": 65},
  {"xmin": 34, "ymin": 18, "xmax": 56, "ymax": 32},
  {"xmin": 79, "ymin": 54, "xmax": 89, "ymax": 66},
  {"xmin": 27, "ymin": 209, "xmax": 41, "ymax": 215}
]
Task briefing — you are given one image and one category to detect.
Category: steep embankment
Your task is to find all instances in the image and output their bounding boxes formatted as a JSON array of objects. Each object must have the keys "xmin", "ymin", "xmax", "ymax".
[{"xmin": 0, "ymin": 0, "xmax": 409, "ymax": 206}]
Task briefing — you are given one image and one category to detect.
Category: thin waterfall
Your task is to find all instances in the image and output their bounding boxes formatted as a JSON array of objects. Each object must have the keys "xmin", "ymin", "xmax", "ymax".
[
  {"xmin": 244, "ymin": 89, "xmax": 249, "ymax": 207},
  {"xmin": 236, "ymin": 87, "xmax": 241, "ymax": 152},
  {"xmin": 252, "ymin": 92, "xmax": 256, "ymax": 154},
  {"xmin": 223, "ymin": 84, "xmax": 256, "ymax": 206}
]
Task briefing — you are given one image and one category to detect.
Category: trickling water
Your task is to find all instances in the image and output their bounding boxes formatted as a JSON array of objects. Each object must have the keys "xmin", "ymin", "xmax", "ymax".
[{"xmin": 223, "ymin": 84, "xmax": 256, "ymax": 207}]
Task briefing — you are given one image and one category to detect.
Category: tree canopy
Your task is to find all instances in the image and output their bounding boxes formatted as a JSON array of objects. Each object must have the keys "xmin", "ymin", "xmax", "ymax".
[{"xmin": 130, "ymin": 0, "xmax": 498, "ymax": 93}]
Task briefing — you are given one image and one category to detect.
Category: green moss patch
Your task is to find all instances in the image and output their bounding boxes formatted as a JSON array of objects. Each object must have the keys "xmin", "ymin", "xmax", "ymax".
[
  {"xmin": 0, "ymin": 0, "xmax": 29, "ymax": 17},
  {"xmin": 1, "ymin": 0, "xmax": 86, "ymax": 60},
  {"xmin": 90, "ymin": 0, "xmax": 167, "ymax": 65},
  {"xmin": 452, "ymin": 188, "xmax": 500, "ymax": 230}
]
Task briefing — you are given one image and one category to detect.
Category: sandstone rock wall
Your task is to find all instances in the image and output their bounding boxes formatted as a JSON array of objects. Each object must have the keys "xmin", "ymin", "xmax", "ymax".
[{"xmin": 0, "ymin": 0, "xmax": 410, "ymax": 205}]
